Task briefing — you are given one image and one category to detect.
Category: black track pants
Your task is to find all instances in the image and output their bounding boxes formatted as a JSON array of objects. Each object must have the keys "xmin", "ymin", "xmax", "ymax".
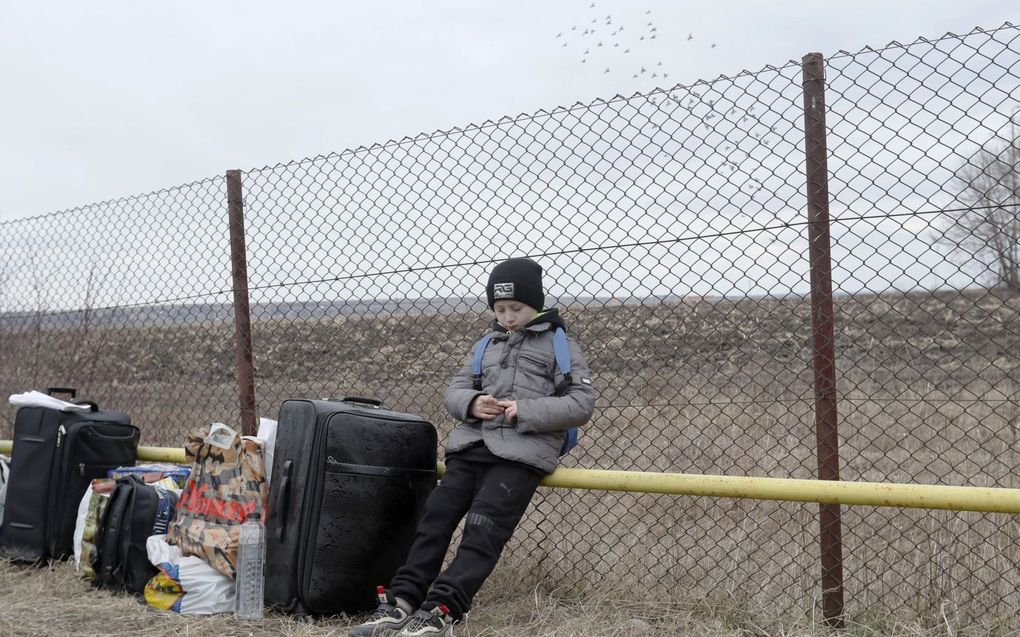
[{"xmin": 389, "ymin": 452, "xmax": 542, "ymax": 620}]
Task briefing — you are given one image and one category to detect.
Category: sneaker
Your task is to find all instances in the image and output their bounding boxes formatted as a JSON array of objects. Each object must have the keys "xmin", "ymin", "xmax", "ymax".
[
  {"xmin": 349, "ymin": 586, "xmax": 414, "ymax": 637},
  {"xmin": 395, "ymin": 605, "xmax": 456, "ymax": 637}
]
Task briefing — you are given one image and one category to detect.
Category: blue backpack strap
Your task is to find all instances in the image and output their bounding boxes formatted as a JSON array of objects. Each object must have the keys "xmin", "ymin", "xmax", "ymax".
[
  {"xmin": 560, "ymin": 427, "xmax": 579, "ymax": 456},
  {"xmin": 471, "ymin": 333, "xmax": 495, "ymax": 391},
  {"xmin": 551, "ymin": 328, "xmax": 579, "ymax": 455},
  {"xmin": 551, "ymin": 327, "xmax": 573, "ymax": 396}
]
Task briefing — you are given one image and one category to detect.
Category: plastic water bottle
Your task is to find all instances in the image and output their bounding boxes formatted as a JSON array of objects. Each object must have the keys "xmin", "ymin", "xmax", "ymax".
[{"xmin": 234, "ymin": 510, "xmax": 265, "ymax": 620}]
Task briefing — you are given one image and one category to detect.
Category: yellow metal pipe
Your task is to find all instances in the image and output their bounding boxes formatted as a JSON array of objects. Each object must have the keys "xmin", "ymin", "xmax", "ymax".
[
  {"xmin": 387, "ymin": 461, "xmax": 1020, "ymax": 514},
  {"xmin": 0, "ymin": 440, "xmax": 186, "ymax": 464},
  {"xmin": 137, "ymin": 445, "xmax": 187, "ymax": 464},
  {"xmin": 539, "ymin": 467, "xmax": 1020, "ymax": 514},
  {"xmin": 3, "ymin": 441, "xmax": 1020, "ymax": 514}
]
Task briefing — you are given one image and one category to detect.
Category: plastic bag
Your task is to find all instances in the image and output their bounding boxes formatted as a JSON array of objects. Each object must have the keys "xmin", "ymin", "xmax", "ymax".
[
  {"xmin": 242, "ymin": 417, "xmax": 277, "ymax": 489},
  {"xmin": 0, "ymin": 454, "xmax": 9, "ymax": 537},
  {"xmin": 166, "ymin": 423, "xmax": 267, "ymax": 578},
  {"xmin": 257, "ymin": 417, "xmax": 277, "ymax": 488},
  {"xmin": 108, "ymin": 464, "xmax": 192, "ymax": 489},
  {"xmin": 8, "ymin": 390, "xmax": 91, "ymax": 412},
  {"xmin": 73, "ymin": 478, "xmax": 115, "ymax": 577},
  {"xmin": 144, "ymin": 534, "xmax": 234, "ymax": 615}
]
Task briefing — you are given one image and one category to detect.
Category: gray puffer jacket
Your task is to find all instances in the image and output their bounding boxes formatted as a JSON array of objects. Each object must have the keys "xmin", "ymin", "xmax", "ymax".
[{"xmin": 444, "ymin": 309, "xmax": 596, "ymax": 474}]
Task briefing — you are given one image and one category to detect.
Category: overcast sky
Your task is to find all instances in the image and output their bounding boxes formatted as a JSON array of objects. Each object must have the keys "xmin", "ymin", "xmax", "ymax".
[{"xmin": 0, "ymin": 1, "xmax": 1015, "ymax": 222}]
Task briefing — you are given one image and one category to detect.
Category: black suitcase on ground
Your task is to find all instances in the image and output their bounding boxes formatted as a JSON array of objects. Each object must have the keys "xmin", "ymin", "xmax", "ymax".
[
  {"xmin": 265, "ymin": 397, "xmax": 437, "ymax": 615},
  {"xmin": 1, "ymin": 388, "xmax": 139, "ymax": 562}
]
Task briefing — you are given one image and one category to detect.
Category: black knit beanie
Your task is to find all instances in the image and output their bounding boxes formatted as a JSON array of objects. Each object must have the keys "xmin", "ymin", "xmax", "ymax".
[{"xmin": 486, "ymin": 258, "xmax": 545, "ymax": 311}]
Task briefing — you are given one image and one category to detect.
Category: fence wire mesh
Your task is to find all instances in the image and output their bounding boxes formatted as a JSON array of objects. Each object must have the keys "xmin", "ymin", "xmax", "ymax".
[
  {"xmin": 824, "ymin": 25, "xmax": 1020, "ymax": 620},
  {"xmin": 1, "ymin": 22, "xmax": 1019, "ymax": 628},
  {"xmin": 0, "ymin": 180, "xmax": 238, "ymax": 440}
]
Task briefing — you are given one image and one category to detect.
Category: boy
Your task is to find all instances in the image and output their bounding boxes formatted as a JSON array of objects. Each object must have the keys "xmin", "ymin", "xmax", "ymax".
[{"xmin": 350, "ymin": 257, "xmax": 596, "ymax": 637}]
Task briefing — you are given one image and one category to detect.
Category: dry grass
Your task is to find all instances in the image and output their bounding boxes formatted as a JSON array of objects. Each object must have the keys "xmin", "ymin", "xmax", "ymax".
[{"xmin": 1, "ymin": 558, "xmax": 1013, "ymax": 637}]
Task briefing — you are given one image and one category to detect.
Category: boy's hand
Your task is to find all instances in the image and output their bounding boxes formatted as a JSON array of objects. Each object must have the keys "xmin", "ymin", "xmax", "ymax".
[
  {"xmin": 471, "ymin": 394, "xmax": 506, "ymax": 420},
  {"xmin": 497, "ymin": 400, "xmax": 518, "ymax": 423}
]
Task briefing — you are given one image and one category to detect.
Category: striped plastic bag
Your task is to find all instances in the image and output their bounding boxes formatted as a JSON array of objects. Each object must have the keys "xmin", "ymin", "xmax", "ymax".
[{"xmin": 166, "ymin": 424, "xmax": 268, "ymax": 578}]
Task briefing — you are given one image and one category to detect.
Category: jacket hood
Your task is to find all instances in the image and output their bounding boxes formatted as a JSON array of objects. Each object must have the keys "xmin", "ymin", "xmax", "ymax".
[{"xmin": 489, "ymin": 308, "xmax": 566, "ymax": 334}]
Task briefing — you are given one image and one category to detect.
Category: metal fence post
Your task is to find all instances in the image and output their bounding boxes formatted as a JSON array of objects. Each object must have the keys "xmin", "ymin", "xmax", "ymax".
[
  {"xmin": 226, "ymin": 169, "xmax": 257, "ymax": 437},
  {"xmin": 801, "ymin": 52, "xmax": 845, "ymax": 626}
]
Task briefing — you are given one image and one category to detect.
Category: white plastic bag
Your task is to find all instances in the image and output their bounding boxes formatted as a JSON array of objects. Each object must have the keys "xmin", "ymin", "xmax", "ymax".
[
  {"xmin": 73, "ymin": 480, "xmax": 112, "ymax": 575},
  {"xmin": 144, "ymin": 534, "xmax": 235, "ymax": 615},
  {"xmin": 204, "ymin": 422, "xmax": 237, "ymax": 449},
  {"xmin": 246, "ymin": 417, "xmax": 278, "ymax": 489},
  {"xmin": 8, "ymin": 390, "xmax": 91, "ymax": 412},
  {"xmin": 0, "ymin": 454, "xmax": 9, "ymax": 531}
]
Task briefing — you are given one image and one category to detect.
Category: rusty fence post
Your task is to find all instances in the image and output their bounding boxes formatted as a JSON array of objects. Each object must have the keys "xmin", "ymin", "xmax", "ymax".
[
  {"xmin": 801, "ymin": 52, "xmax": 845, "ymax": 627},
  {"xmin": 226, "ymin": 169, "xmax": 257, "ymax": 437}
]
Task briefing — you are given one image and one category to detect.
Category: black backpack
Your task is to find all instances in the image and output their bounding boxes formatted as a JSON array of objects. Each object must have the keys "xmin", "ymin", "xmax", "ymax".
[{"xmin": 92, "ymin": 476, "xmax": 179, "ymax": 594}]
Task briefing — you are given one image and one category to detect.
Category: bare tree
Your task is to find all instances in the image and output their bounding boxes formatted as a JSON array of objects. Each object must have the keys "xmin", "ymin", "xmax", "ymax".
[{"xmin": 940, "ymin": 123, "xmax": 1020, "ymax": 290}]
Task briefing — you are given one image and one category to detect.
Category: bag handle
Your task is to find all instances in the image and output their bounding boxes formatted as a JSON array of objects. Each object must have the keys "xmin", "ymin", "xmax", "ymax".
[
  {"xmin": 93, "ymin": 479, "xmax": 131, "ymax": 588},
  {"xmin": 46, "ymin": 387, "xmax": 99, "ymax": 411},
  {"xmin": 335, "ymin": 396, "xmax": 382, "ymax": 408},
  {"xmin": 114, "ymin": 482, "xmax": 139, "ymax": 588}
]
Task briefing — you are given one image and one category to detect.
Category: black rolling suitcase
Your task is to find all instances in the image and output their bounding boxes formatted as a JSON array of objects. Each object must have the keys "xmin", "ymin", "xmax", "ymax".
[
  {"xmin": 1, "ymin": 388, "xmax": 139, "ymax": 562},
  {"xmin": 265, "ymin": 397, "xmax": 437, "ymax": 615}
]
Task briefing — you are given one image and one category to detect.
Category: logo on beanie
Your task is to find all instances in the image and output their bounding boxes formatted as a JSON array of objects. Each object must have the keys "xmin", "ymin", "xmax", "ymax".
[{"xmin": 493, "ymin": 282, "xmax": 515, "ymax": 299}]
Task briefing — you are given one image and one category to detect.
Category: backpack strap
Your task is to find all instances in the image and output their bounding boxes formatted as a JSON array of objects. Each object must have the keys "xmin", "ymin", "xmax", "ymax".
[
  {"xmin": 560, "ymin": 427, "xmax": 579, "ymax": 456},
  {"xmin": 471, "ymin": 333, "xmax": 496, "ymax": 391},
  {"xmin": 551, "ymin": 327, "xmax": 572, "ymax": 397},
  {"xmin": 93, "ymin": 479, "xmax": 132, "ymax": 589},
  {"xmin": 550, "ymin": 328, "xmax": 579, "ymax": 455}
]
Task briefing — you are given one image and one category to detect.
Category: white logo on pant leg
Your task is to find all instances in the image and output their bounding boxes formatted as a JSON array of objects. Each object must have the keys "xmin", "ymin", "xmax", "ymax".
[{"xmin": 493, "ymin": 282, "xmax": 514, "ymax": 299}]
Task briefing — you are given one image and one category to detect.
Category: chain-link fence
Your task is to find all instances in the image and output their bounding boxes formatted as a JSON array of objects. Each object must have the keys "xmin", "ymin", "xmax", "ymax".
[
  {"xmin": 825, "ymin": 26, "xmax": 1020, "ymax": 624},
  {"xmin": 2, "ymin": 22, "xmax": 1020, "ymax": 629},
  {"xmin": 0, "ymin": 180, "xmax": 240, "ymax": 433}
]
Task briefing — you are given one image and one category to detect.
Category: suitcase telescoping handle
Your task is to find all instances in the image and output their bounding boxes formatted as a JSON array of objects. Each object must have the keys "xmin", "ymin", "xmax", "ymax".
[
  {"xmin": 334, "ymin": 396, "xmax": 382, "ymax": 408},
  {"xmin": 48, "ymin": 387, "xmax": 99, "ymax": 411}
]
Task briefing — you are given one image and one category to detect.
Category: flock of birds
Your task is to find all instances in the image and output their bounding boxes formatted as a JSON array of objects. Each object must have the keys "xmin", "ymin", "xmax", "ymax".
[
  {"xmin": 552, "ymin": 2, "xmax": 777, "ymax": 197},
  {"xmin": 555, "ymin": 4, "xmax": 716, "ymax": 81}
]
